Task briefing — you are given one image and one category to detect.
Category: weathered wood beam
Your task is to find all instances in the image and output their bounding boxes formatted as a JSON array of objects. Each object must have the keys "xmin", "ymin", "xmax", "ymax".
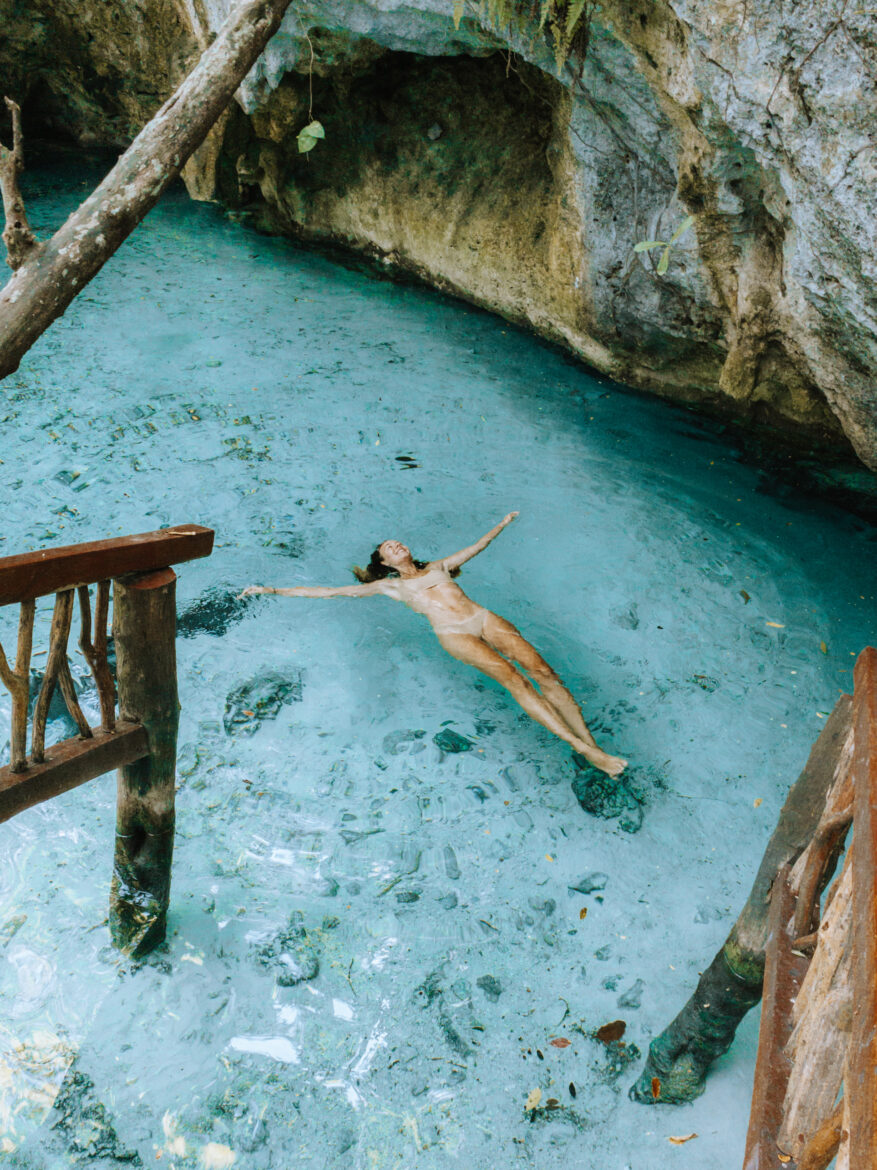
[
  {"xmin": 743, "ymin": 866, "xmax": 810, "ymax": 1169},
  {"xmin": 110, "ymin": 568, "xmax": 179, "ymax": 958},
  {"xmin": 0, "ymin": 598, "xmax": 34, "ymax": 771},
  {"xmin": 849, "ymin": 646, "xmax": 877, "ymax": 1166},
  {"xmin": 0, "ymin": 722, "xmax": 148, "ymax": 822},
  {"xmin": 78, "ymin": 581, "xmax": 115, "ymax": 732},
  {"xmin": 0, "ymin": 524, "xmax": 213, "ymax": 605},
  {"xmin": 0, "ymin": 0, "xmax": 294, "ymax": 380}
]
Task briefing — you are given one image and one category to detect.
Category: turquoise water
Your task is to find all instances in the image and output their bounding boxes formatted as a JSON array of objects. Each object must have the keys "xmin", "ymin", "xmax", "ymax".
[{"xmin": 1, "ymin": 160, "xmax": 875, "ymax": 1169}]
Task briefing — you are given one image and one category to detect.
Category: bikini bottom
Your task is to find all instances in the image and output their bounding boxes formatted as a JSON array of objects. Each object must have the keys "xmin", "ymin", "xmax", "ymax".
[{"xmin": 431, "ymin": 606, "xmax": 489, "ymax": 638}]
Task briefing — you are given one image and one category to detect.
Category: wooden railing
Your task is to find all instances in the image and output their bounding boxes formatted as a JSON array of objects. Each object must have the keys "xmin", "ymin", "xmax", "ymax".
[
  {"xmin": 743, "ymin": 646, "xmax": 877, "ymax": 1169},
  {"xmin": 0, "ymin": 525, "xmax": 213, "ymax": 957}
]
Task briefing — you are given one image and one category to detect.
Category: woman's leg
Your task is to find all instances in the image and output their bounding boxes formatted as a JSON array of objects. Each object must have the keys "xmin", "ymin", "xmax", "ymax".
[
  {"xmin": 437, "ymin": 632, "xmax": 624, "ymax": 775},
  {"xmin": 482, "ymin": 612, "xmax": 626, "ymax": 773}
]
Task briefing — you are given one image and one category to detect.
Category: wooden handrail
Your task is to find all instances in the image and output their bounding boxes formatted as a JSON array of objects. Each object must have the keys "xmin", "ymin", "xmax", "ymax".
[
  {"xmin": 0, "ymin": 524, "xmax": 214, "ymax": 605},
  {"xmin": 850, "ymin": 646, "xmax": 877, "ymax": 1165}
]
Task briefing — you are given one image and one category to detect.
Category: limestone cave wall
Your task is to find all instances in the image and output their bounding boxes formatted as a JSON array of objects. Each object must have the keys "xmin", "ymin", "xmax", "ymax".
[{"xmin": 1, "ymin": 0, "xmax": 875, "ymax": 467}]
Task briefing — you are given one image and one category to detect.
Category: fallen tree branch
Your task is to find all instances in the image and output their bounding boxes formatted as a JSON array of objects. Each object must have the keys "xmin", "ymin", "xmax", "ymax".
[
  {"xmin": 0, "ymin": 98, "xmax": 39, "ymax": 270},
  {"xmin": 0, "ymin": 0, "xmax": 293, "ymax": 379},
  {"xmin": 629, "ymin": 694, "xmax": 853, "ymax": 1104}
]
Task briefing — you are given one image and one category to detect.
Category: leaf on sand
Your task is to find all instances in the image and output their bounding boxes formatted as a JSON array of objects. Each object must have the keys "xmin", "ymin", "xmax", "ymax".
[
  {"xmin": 651, "ymin": 1076, "xmax": 661, "ymax": 1099},
  {"xmin": 739, "ymin": 589, "xmax": 751, "ymax": 603},
  {"xmin": 525, "ymin": 1087, "xmax": 542, "ymax": 1111},
  {"xmin": 766, "ymin": 621, "xmax": 785, "ymax": 628},
  {"xmin": 754, "ymin": 797, "xmax": 763, "ymax": 808},
  {"xmin": 668, "ymin": 1133, "xmax": 698, "ymax": 1145},
  {"xmin": 595, "ymin": 1019, "xmax": 626, "ymax": 1043},
  {"xmin": 820, "ymin": 640, "xmax": 828, "ymax": 653},
  {"xmin": 550, "ymin": 1037, "xmax": 571, "ymax": 1048},
  {"xmin": 579, "ymin": 907, "xmax": 588, "ymax": 920}
]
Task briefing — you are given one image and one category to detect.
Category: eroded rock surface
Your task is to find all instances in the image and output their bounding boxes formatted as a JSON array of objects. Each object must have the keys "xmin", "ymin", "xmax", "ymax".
[{"xmin": 2, "ymin": 0, "xmax": 874, "ymax": 463}]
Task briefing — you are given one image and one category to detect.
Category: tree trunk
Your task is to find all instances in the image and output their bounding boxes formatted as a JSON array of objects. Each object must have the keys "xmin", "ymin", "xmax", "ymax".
[
  {"xmin": 629, "ymin": 694, "xmax": 853, "ymax": 1104},
  {"xmin": 0, "ymin": 0, "xmax": 293, "ymax": 379}
]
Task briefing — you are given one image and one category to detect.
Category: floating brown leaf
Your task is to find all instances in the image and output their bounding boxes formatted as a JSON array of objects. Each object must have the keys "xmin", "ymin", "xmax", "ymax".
[
  {"xmin": 549, "ymin": 1037, "xmax": 571, "ymax": 1049},
  {"xmin": 595, "ymin": 1020, "xmax": 626, "ymax": 1044},
  {"xmin": 524, "ymin": 1088, "xmax": 542, "ymax": 1112},
  {"xmin": 739, "ymin": 590, "xmax": 750, "ymax": 604},
  {"xmin": 651, "ymin": 1077, "xmax": 661, "ymax": 1100},
  {"xmin": 579, "ymin": 907, "xmax": 588, "ymax": 920},
  {"xmin": 668, "ymin": 1133, "xmax": 698, "ymax": 1145},
  {"xmin": 820, "ymin": 640, "xmax": 828, "ymax": 654},
  {"xmin": 546, "ymin": 1098, "xmax": 560, "ymax": 1109}
]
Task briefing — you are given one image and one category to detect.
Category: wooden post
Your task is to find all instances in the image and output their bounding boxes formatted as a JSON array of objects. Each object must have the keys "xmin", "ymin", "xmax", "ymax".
[
  {"xmin": 110, "ymin": 568, "xmax": 179, "ymax": 957},
  {"xmin": 850, "ymin": 647, "xmax": 877, "ymax": 1165}
]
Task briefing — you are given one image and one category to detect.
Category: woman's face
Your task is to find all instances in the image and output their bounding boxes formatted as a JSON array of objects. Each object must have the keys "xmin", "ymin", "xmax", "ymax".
[{"xmin": 379, "ymin": 540, "xmax": 410, "ymax": 567}]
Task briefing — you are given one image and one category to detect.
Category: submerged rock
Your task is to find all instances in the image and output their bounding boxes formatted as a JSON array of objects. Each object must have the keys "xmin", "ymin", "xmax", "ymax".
[
  {"xmin": 177, "ymin": 586, "xmax": 255, "ymax": 638},
  {"xmin": 571, "ymin": 763, "xmax": 644, "ymax": 833},
  {"xmin": 433, "ymin": 728, "xmax": 473, "ymax": 754},
  {"xmin": 252, "ymin": 910, "xmax": 319, "ymax": 986},
  {"xmin": 476, "ymin": 974, "xmax": 502, "ymax": 1002},
  {"xmin": 49, "ymin": 1066, "xmax": 142, "ymax": 1164},
  {"xmin": 223, "ymin": 671, "xmax": 303, "ymax": 736},
  {"xmin": 568, "ymin": 872, "xmax": 609, "ymax": 896}
]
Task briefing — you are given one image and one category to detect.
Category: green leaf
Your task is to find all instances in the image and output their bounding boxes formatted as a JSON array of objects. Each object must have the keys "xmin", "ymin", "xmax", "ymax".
[
  {"xmin": 297, "ymin": 120, "xmax": 325, "ymax": 153},
  {"xmin": 668, "ymin": 214, "xmax": 695, "ymax": 244},
  {"xmin": 565, "ymin": 0, "xmax": 587, "ymax": 36},
  {"xmin": 453, "ymin": 0, "xmax": 464, "ymax": 27},
  {"xmin": 657, "ymin": 247, "xmax": 670, "ymax": 275},
  {"xmin": 633, "ymin": 240, "xmax": 666, "ymax": 252}
]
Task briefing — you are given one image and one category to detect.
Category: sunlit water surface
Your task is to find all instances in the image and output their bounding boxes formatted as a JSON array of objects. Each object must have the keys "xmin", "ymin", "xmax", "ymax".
[{"xmin": 0, "ymin": 160, "xmax": 875, "ymax": 1169}]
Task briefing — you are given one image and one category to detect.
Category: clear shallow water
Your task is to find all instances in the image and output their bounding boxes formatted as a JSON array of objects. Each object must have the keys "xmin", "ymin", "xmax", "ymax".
[{"xmin": 0, "ymin": 159, "xmax": 875, "ymax": 1169}]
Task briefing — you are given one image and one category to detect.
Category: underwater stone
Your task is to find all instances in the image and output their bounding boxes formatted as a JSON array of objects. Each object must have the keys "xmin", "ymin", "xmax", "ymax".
[
  {"xmin": 396, "ymin": 890, "xmax": 420, "ymax": 903},
  {"xmin": 49, "ymin": 1066, "xmax": 142, "ymax": 1164},
  {"xmin": 476, "ymin": 974, "xmax": 502, "ymax": 1002},
  {"xmin": 223, "ymin": 671, "xmax": 303, "ymax": 736},
  {"xmin": 568, "ymin": 872, "xmax": 609, "ymax": 896},
  {"xmin": 177, "ymin": 586, "xmax": 255, "ymax": 638},
  {"xmin": 437, "ymin": 892, "xmax": 458, "ymax": 909},
  {"xmin": 433, "ymin": 728, "xmax": 473, "ymax": 753},
  {"xmin": 443, "ymin": 845, "xmax": 461, "ymax": 880},
  {"xmin": 571, "ymin": 763, "xmax": 644, "ymax": 833},
  {"xmin": 618, "ymin": 979, "xmax": 645, "ymax": 1010},
  {"xmin": 252, "ymin": 910, "xmax": 319, "ymax": 986},
  {"xmin": 382, "ymin": 728, "xmax": 426, "ymax": 755}
]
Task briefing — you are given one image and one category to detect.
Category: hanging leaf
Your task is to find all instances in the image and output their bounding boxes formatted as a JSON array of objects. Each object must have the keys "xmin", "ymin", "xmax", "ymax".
[
  {"xmin": 633, "ymin": 240, "xmax": 667, "ymax": 252},
  {"xmin": 297, "ymin": 120, "xmax": 326, "ymax": 154},
  {"xmin": 453, "ymin": 0, "xmax": 464, "ymax": 28},
  {"xmin": 565, "ymin": 0, "xmax": 588, "ymax": 38},
  {"xmin": 668, "ymin": 214, "xmax": 696, "ymax": 244},
  {"xmin": 656, "ymin": 247, "xmax": 671, "ymax": 275}
]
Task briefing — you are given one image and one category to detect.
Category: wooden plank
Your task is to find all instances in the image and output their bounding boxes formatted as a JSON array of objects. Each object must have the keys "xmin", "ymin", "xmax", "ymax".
[
  {"xmin": 0, "ymin": 525, "xmax": 214, "ymax": 605},
  {"xmin": 743, "ymin": 865, "xmax": 811, "ymax": 1170},
  {"xmin": 849, "ymin": 646, "xmax": 877, "ymax": 1167},
  {"xmin": 0, "ymin": 722, "xmax": 149, "ymax": 822}
]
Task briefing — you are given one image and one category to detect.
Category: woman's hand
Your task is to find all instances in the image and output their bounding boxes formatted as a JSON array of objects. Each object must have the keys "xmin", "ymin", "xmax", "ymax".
[
  {"xmin": 502, "ymin": 511, "xmax": 519, "ymax": 526},
  {"xmin": 237, "ymin": 585, "xmax": 272, "ymax": 599}
]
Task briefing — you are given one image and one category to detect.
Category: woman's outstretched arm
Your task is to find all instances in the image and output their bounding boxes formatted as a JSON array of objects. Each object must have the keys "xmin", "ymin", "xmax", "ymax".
[
  {"xmin": 434, "ymin": 512, "xmax": 519, "ymax": 572},
  {"xmin": 238, "ymin": 582, "xmax": 388, "ymax": 599}
]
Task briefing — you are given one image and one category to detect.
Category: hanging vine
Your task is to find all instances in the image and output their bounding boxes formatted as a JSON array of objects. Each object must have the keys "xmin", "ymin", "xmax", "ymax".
[{"xmin": 454, "ymin": 0, "xmax": 599, "ymax": 72}]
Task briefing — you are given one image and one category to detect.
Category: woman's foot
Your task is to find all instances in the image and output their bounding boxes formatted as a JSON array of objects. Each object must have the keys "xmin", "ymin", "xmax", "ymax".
[{"xmin": 573, "ymin": 743, "xmax": 627, "ymax": 777}]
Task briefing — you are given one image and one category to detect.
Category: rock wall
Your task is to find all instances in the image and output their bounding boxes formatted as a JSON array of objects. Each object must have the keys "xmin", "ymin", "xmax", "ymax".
[{"xmin": 1, "ymin": 0, "xmax": 875, "ymax": 466}]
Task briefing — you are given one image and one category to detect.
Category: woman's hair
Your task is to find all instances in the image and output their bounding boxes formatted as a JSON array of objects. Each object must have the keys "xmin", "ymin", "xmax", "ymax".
[{"xmin": 352, "ymin": 546, "xmax": 461, "ymax": 583}]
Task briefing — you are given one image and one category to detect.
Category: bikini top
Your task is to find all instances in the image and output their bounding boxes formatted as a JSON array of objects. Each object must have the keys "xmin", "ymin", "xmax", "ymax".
[{"xmin": 392, "ymin": 565, "xmax": 455, "ymax": 611}]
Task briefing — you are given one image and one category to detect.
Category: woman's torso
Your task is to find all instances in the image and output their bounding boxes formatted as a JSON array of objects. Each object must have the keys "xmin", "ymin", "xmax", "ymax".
[{"xmin": 387, "ymin": 565, "xmax": 485, "ymax": 627}]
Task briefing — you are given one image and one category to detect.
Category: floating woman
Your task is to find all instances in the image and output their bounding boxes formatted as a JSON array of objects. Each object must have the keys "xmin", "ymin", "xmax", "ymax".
[{"xmin": 240, "ymin": 513, "xmax": 627, "ymax": 777}]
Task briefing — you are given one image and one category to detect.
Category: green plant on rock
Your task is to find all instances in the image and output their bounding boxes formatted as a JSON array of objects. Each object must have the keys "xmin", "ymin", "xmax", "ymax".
[
  {"xmin": 454, "ymin": 0, "xmax": 599, "ymax": 71},
  {"xmin": 633, "ymin": 214, "xmax": 696, "ymax": 275}
]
